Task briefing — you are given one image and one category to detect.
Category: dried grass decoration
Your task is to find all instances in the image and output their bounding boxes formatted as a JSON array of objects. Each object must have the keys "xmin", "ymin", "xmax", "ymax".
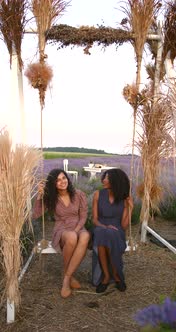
[
  {"xmin": 25, "ymin": 62, "xmax": 53, "ymax": 107},
  {"xmin": 163, "ymin": 0, "xmax": 176, "ymax": 64},
  {"xmin": 0, "ymin": 0, "xmax": 27, "ymax": 70},
  {"xmin": 123, "ymin": 83, "xmax": 139, "ymax": 108},
  {"xmin": 28, "ymin": 0, "xmax": 69, "ymax": 108},
  {"xmin": 0, "ymin": 130, "xmax": 42, "ymax": 307},
  {"xmin": 121, "ymin": 0, "xmax": 161, "ymax": 90},
  {"xmin": 136, "ymin": 182, "xmax": 163, "ymax": 208},
  {"xmin": 32, "ymin": 0, "xmax": 70, "ymax": 62},
  {"xmin": 136, "ymin": 87, "xmax": 174, "ymax": 222},
  {"xmin": 121, "ymin": 0, "xmax": 161, "ymax": 210}
]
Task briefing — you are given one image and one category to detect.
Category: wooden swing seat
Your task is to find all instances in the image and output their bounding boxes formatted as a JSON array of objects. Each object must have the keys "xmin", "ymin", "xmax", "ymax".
[{"xmin": 36, "ymin": 240, "xmax": 57, "ymax": 254}]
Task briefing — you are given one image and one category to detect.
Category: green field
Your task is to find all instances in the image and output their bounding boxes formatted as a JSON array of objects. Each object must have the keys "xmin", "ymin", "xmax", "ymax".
[{"xmin": 43, "ymin": 151, "xmax": 115, "ymax": 159}]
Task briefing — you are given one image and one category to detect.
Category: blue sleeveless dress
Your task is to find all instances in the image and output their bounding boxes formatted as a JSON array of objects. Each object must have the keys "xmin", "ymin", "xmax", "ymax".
[{"xmin": 92, "ymin": 188, "xmax": 127, "ymax": 286}]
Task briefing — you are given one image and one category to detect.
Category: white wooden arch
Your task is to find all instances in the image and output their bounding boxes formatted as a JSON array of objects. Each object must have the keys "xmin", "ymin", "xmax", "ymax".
[{"xmin": 6, "ymin": 22, "xmax": 176, "ymax": 324}]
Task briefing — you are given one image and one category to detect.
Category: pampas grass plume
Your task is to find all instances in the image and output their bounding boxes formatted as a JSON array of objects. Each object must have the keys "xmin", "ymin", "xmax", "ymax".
[{"xmin": 25, "ymin": 62, "xmax": 53, "ymax": 90}]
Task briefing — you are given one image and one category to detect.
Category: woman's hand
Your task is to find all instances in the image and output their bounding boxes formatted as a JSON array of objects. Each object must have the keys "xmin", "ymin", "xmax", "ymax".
[
  {"xmin": 106, "ymin": 225, "xmax": 118, "ymax": 230},
  {"xmin": 125, "ymin": 196, "xmax": 134, "ymax": 211}
]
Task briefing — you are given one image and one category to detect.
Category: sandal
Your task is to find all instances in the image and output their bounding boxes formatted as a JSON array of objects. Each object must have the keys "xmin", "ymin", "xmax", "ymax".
[{"xmin": 96, "ymin": 282, "xmax": 109, "ymax": 293}]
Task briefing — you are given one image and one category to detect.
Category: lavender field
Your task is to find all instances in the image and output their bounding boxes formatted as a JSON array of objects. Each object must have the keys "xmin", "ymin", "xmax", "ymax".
[
  {"xmin": 43, "ymin": 154, "xmax": 137, "ymax": 177},
  {"xmin": 42, "ymin": 154, "xmax": 176, "ymax": 195}
]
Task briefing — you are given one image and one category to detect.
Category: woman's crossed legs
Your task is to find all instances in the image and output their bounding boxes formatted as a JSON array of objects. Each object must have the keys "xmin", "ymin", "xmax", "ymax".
[{"xmin": 60, "ymin": 230, "xmax": 90, "ymax": 298}]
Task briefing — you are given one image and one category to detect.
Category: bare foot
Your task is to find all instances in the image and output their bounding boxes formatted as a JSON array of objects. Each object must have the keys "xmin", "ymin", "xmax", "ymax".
[
  {"xmin": 70, "ymin": 277, "xmax": 81, "ymax": 289},
  {"xmin": 61, "ymin": 286, "xmax": 72, "ymax": 298},
  {"xmin": 61, "ymin": 275, "xmax": 72, "ymax": 298}
]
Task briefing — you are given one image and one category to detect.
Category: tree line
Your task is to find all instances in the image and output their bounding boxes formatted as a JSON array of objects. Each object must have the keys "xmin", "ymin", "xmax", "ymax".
[{"xmin": 43, "ymin": 147, "xmax": 108, "ymax": 154}]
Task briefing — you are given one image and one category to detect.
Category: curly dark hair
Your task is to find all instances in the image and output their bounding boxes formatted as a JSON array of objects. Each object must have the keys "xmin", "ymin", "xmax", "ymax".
[
  {"xmin": 101, "ymin": 168, "xmax": 130, "ymax": 203},
  {"xmin": 43, "ymin": 169, "xmax": 75, "ymax": 212}
]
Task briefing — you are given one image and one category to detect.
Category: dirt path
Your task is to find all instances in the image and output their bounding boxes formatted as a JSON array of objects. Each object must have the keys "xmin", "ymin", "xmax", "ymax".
[{"xmin": 1, "ymin": 218, "xmax": 176, "ymax": 332}]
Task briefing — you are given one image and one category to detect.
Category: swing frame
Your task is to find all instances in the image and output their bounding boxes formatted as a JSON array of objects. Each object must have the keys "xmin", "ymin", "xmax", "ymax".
[{"xmin": 5, "ymin": 14, "xmax": 176, "ymax": 324}]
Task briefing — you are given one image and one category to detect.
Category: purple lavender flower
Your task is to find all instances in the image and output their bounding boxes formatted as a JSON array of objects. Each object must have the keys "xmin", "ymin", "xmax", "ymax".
[
  {"xmin": 134, "ymin": 298, "xmax": 176, "ymax": 329},
  {"xmin": 161, "ymin": 298, "xmax": 176, "ymax": 328}
]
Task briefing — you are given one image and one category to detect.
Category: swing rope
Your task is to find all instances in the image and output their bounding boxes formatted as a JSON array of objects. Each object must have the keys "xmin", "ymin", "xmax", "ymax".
[
  {"xmin": 128, "ymin": 140, "xmax": 142, "ymax": 252},
  {"xmin": 39, "ymin": 102, "xmax": 48, "ymax": 250},
  {"xmin": 127, "ymin": 100, "xmax": 142, "ymax": 252},
  {"xmin": 127, "ymin": 106, "xmax": 137, "ymax": 252}
]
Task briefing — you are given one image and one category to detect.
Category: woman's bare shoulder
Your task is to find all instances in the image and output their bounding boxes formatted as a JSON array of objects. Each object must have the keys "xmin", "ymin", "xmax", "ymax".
[{"xmin": 93, "ymin": 190, "xmax": 99, "ymax": 200}]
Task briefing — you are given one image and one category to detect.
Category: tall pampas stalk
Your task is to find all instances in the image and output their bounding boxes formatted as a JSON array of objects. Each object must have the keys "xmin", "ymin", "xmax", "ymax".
[
  {"xmin": 25, "ymin": 0, "xmax": 70, "ymax": 247},
  {"xmin": 31, "ymin": 0, "xmax": 70, "ymax": 107},
  {"xmin": 122, "ymin": 0, "xmax": 161, "ymax": 91},
  {"xmin": 0, "ymin": 0, "xmax": 28, "ymax": 70},
  {"xmin": 121, "ymin": 0, "xmax": 161, "ymax": 244},
  {"xmin": 32, "ymin": 0, "xmax": 70, "ymax": 64},
  {"xmin": 0, "ymin": 130, "xmax": 42, "ymax": 306},
  {"xmin": 121, "ymin": 0, "xmax": 161, "ymax": 174},
  {"xmin": 25, "ymin": 1, "xmax": 70, "ymax": 108},
  {"xmin": 168, "ymin": 83, "xmax": 176, "ymax": 157},
  {"xmin": 136, "ymin": 86, "xmax": 174, "ymax": 227}
]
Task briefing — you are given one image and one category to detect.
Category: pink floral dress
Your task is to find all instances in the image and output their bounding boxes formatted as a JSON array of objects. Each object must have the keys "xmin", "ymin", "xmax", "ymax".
[{"xmin": 33, "ymin": 190, "xmax": 88, "ymax": 251}]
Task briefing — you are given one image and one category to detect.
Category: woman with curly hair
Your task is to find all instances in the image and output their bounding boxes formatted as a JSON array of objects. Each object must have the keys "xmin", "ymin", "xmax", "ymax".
[
  {"xmin": 92, "ymin": 168, "xmax": 133, "ymax": 293},
  {"xmin": 33, "ymin": 168, "xmax": 90, "ymax": 298}
]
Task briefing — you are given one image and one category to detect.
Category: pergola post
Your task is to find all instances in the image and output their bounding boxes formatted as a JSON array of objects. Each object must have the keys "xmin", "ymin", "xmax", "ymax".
[
  {"xmin": 7, "ymin": 299, "xmax": 15, "ymax": 324},
  {"xmin": 9, "ymin": 46, "xmax": 25, "ymax": 147},
  {"xmin": 140, "ymin": 23, "xmax": 163, "ymax": 243},
  {"xmin": 6, "ymin": 48, "xmax": 25, "ymax": 324},
  {"xmin": 141, "ymin": 220, "xmax": 148, "ymax": 243},
  {"xmin": 165, "ymin": 51, "xmax": 176, "ymax": 130}
]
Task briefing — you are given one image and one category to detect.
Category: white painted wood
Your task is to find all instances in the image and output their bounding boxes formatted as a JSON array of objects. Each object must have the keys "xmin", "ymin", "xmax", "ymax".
[
  {"xmin": 36, "ymin": 240, "xmax": 57, "ymax": 254},
  {"xmin": 17, "ymin": 63, "xmax": 25, "ymax": 144},
  {"xmin": 6, "ymin": 50, "xmax": 26, "ymax": 324},
  {"xmin": 63, "ymin": 159, "xmax": 78, "ymax": 182},
  {"xmin": 83, "ymin": 167, "xmax": 101, "ymax": 179},
  {"xmin": 6, "ymin": 250, "xmax": 35, "ymax": 323},
  {"xmin": 3, "ymin": 21, "xmax": 169, "ymax": 326},
  {"xmin": 144, "ymin": 225, "xmax": 176, "ymax": 254},
  {"xmin": 7, "ymin": 299, "xmax": 15, "ymax": 324},
  {"xmin": 9, "ymin": 51, "xmax": 20, "ymax": 148},
  {"xmin": 141, "ymin": 219, "xmax": 148, "ymax": 242},
  {"xmin": 18, "ymin": 250, "xmax": 35, "ymax": 283},
  {"xmin": 146, "ymin": 33, "xmax": 161, "ymax": 40},
  {"xmin": 165, "ymin": 52, "xmax": 176, "ymax": 84},
  {"xmin": 83, "ymin": 166, "xmax": 116, "ymax": 180},
  {"xmin": 125, "ymin": 240, "xmax": 138, "ymax": 251},
  {"xmin": 8, "ymin": 48, "xmax": 25, "ymax": 147},
  {"xmin": 164, "ymin": 52, "xmax": 176, "ymax": 135},
  {"xmin": 153, "ymin": 22, "xmax": 163, "ymax": 99}
]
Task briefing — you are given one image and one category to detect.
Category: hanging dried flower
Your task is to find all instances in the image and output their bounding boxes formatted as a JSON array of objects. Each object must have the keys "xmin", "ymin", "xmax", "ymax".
[
  {"xmin": 25, "ymin": 62, "xmax": 53, "ymax": 107},
  {"xmin": 123, "ymin": 83, "xmax": 138, "ymax": 107}
]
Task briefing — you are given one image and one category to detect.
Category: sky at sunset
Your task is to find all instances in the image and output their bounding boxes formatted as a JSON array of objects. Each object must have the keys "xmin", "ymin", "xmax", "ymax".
[{"xmin": 0, "ymin": 0, "xmax": 148, "ymax": 154}]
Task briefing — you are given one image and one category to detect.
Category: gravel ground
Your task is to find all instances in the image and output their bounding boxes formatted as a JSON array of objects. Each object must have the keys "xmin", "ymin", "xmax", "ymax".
[{"xmin": 0, "ymin": 218, "xmax": 176, "ymax": 332}]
